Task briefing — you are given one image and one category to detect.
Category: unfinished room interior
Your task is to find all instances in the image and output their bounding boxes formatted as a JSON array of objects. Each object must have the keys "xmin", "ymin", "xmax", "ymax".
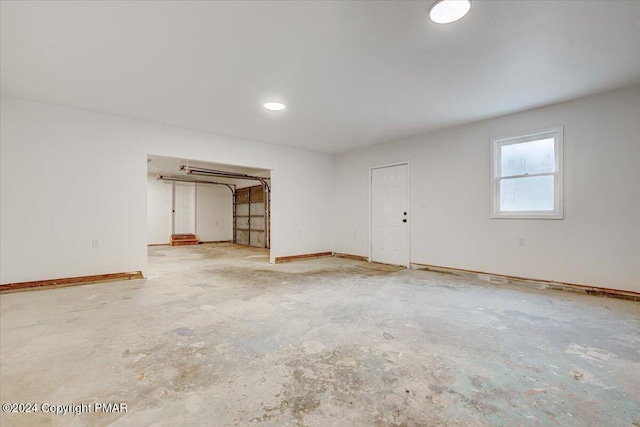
[{"xmin": 1, "ymin": 0, "xmax": 639, "ymax": 425}]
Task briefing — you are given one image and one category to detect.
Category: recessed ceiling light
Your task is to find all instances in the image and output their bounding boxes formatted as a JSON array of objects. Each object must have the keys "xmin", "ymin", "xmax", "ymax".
[
  {"xmin": 429, "ymin": 0, "xmax": 471, "ymax": 24},
  {"xmin": 264, "ymin": 101, "xmax": 286, "ymax": 111}
]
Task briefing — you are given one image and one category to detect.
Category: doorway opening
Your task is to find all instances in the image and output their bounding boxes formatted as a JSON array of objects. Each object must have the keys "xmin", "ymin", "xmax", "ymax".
[{"xmin": 147, "ymin": 154, "xmax": 271, "ymax": 252}]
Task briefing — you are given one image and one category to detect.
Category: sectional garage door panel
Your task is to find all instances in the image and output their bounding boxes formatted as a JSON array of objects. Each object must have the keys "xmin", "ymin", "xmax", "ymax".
[
  {"xmin": 236, "ymin": 188, "xmax": 249, "ymax": 204},
  {"xmin": 236, "ymin": 230, "xmax": 250, "ymax": 245},
  {"xmin": 250, "ymin": 216, "xmax": 264, "ymax": 230},
  {"xmin": 250, "ymin": 186, "xmax": 264, "ymax": 203},
  {"xmin": 236, "ymin": 204, "xmax": 249, "ymax": 216},
  {"xmin": 250, "ymin": 232, "xmax": 265, "ymax": 247},
  {"xmin": 249, "ymin": 203, "xmax": 264, "ymax": 216},
  {"xmin": 236, "ymin": 216, "xmax": 249, "ymax": 229}
]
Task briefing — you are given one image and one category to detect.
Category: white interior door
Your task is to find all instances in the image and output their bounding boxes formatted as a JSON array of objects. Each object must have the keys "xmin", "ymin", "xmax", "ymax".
[
  {"xmin": 371, "ymin": 164, "xmax": 409, "ymax": 266},
  {"xmin": 173, "ymin": 182, "xmax": 196, "ymax": 234}
]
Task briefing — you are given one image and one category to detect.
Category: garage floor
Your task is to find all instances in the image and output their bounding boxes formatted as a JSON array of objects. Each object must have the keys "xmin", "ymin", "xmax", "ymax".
[{"xmin": 1, "ymin": 243, "xmax": 639, "ymax": 426}]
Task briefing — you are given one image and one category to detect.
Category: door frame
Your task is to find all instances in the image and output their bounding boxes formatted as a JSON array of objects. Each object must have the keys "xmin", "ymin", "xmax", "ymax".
[
  {"xmin": 368, "ymin": 161, "xmax": 411, "ymax": 268},
  {"xmin": 172, "ymin": 181, "xmax": 196, "ymax": 234}
]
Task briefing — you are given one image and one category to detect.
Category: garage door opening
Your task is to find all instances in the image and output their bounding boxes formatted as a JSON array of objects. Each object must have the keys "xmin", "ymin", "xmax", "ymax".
[{"xmin": 234, "ymin": 185, "xmax": 269, "ymax": 248}]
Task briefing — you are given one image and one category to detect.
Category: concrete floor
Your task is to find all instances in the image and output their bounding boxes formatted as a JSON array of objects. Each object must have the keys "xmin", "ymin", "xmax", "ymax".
[{"xmin": 1, "ymin": 243, "xmax": 639, "ymax": 426}]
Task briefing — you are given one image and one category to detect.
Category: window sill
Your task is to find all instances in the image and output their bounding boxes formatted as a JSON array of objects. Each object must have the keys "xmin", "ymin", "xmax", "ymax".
[{"xmin": 491, "ymin": 212, "xmax": 563, "ymax": 220}]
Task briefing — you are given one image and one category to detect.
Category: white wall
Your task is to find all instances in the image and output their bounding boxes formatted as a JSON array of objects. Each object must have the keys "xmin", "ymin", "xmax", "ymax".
[
  {"xmin": 0, "ymin": 98, "xmax": 334, "ymax": 284},
  {"xmin": 334, "ymin": 85, "xmax": 640, "ymax": 293},
  {"xmin": 195, "ymin": 183, "xmax": 233, "ymax": 242},
  {"xmin": 147, "ymin": 174, "xmax": 172, "ymax": 244},
  {"xmin": 3, "ymin": 87, "xmax": 638, "ymax": 292},
  {"xmin": 146, "ymin": 175, "xmax": 234, "ymax": 244}
]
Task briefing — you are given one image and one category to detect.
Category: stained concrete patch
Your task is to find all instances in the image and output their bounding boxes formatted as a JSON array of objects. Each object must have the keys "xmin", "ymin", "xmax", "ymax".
[
  {"xmin": 171, "ymin": 327, "xmax": 195, "ymax": 337},
  {"xmin": 565, "ymin": 343, "xmax": 616, "ymax": 361}
]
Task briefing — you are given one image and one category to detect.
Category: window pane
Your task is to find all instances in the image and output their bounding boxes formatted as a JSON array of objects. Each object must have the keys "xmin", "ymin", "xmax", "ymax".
[
  {"xmin": 501, "ymin": 138, "xmax": 555, "ymax": 177},
  {"xmin": 500, "ymin": 175, "xmax": 554, "ymax": 212}
]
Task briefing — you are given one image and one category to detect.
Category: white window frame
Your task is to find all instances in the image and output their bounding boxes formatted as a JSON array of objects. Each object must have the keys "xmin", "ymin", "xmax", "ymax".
[{"xmin": 491, "ymin": 125, "xmax": 563, "ymax": 219}]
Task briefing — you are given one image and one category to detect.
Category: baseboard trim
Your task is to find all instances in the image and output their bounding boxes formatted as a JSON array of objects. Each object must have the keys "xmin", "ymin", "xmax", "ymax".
[
  {"xmin": 334, "ymin": 253, "xmax": 369, "ymax": 262},
  {"xmin": 275, "ymin": 252, "xmax": 333, "ymax": 263},
  {"xmin": 148, "ymin": 240, "xmax": 232, "ymax": 247},
  {"xmin": 411, "ymin": 263, "xmax": 639, "ymax": 302},
  {"xmin": 0, "ymin": 271, "xmax": 144, "ymax": 294}
]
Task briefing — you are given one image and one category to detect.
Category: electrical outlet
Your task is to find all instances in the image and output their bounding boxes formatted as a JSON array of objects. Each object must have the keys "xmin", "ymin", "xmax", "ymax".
[
  {"xmin": 92, "ymin": 239, "xmax": 99, "ymax": 248},
  {"xmin": 518, "ymin": 238, "xmax": 526, "ymax": 247}
]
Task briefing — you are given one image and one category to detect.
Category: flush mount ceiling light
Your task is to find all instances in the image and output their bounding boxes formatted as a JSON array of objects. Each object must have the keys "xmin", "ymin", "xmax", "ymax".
[
  {"xmin": 264, "ymin": 101, "xmax": 286, "ymax": 111},
  {"xmin": 429, "ymin": 0, "xmax": 471, "ymax": 24}
]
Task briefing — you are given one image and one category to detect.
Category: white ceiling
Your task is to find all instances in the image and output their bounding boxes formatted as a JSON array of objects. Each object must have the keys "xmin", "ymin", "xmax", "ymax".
[{"xmin": 2, "ymin": 1, "xmax": 640, "ymax": 154}]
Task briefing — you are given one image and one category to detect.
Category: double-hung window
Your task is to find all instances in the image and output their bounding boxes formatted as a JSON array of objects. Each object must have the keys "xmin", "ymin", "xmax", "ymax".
[{"xmin": 491, "ymin": 126, "xmax": 563, "ymax": 219}]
